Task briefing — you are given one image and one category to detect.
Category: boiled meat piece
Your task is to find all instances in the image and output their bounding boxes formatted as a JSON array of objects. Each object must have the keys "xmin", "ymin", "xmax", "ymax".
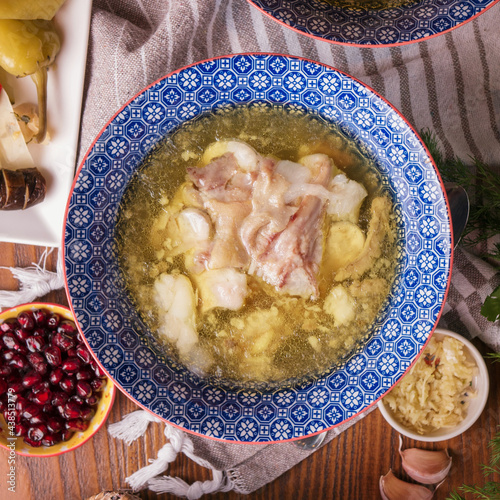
[
  {"xmin": 187, "ymin": 152, "xmax": 257, "ymax": 203},
  {"xmin": 153, "ymin": 273, "xmax": 198, "ymax": 356},
  {"xmin": 240, "ymin": 157, "xmax": 298, "ymax": 260},
  {"xmin": 244, "ymin": 153, "xmax": 333, "ymax": 299},
  {"xmin": 193, "ymin": 268, "xmax": 248, "ymax": 313},
  {"xmin": 204, "ymin": 198, "xmax": 251, "ymax": 270}
]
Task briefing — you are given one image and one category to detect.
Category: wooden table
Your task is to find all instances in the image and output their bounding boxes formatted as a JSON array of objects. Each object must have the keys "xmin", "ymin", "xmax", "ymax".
[{"xmin": 1, "ymin": 242, "xmax": 499, "ymax": 500}]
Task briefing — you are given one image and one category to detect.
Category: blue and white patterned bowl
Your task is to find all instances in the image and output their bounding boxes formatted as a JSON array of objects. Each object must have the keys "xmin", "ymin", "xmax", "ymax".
[
  {"xmin": 64, "ymin": 54, "xmax": 452, "ymax": 443},
  {"xmin": 247, "ymin": 0, "xmax": 499, "ymax": 46}
]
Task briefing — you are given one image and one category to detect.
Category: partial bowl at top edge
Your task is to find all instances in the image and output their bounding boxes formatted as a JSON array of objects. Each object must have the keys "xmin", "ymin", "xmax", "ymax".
[
  {"xmin": 246, "ymin": 0, "xmax": 500, "ymax": 47},
  {"xmin": 63, "ymin": 53, "xmax": 452, "ymax": 443}
]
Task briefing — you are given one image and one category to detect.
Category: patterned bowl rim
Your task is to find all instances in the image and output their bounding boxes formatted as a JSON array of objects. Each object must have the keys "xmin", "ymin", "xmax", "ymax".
[
  {"xmin": 0, "ymin": 302, "xmax": 116, "ymax": 457},
  {"xmin": 62, "ymin": 53, "xmax": 453, "ymax": 444},
  {"xmin": 245, "ymin": 0, "xmax": 500, "ymax": 48}
]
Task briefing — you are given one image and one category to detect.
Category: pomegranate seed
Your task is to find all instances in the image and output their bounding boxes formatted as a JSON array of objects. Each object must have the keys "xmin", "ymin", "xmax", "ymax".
[
  {"xmin": 59, "ymin": 377, "xmax": 75, "ymax": 393},
  {"xmin": 32, "ymin": 381, "xmax": 49, "ymax": 394},
  {"xmin": 76, "ymin": 330, "xmax": 83, "ymax": 343},
  {"xmin": 76, "ymin": 368, "xmax": 93, "ymax": 381},
  {"xmin": 61, "ymin": 429, "xmax": 73, "ymax": 441},
  {"xmin": 24, "ymin": 437, "xmax": 42, "ymax": 447},
  {"xmin": 93, "ymin": 365, "xmax": 106, "ymax": 379},
  {"xmin": 33, "ymin": 309, "xmax": 48, "ymax": 326},
  {"xmin": 44, "ymin": 345, "xmax": 62, "ymax": 366},
  {"xmin": 8, "ymin": 354, "xmax": 27, "ymax": 370},
  {"xmin": 52, "ymin": 331, "xmax": 75, "ymax": 352},
  {"xmin": 81, "ymin": 406, "xmax": 95, "ymax": 421},
  {"xmin": 2, "ymin": 350, "xmax": 15, "ymax": 362},
  {"xmin": 17, "ymin": 312, "xmax": 35, "ymax": 331},
  {"xmin": 14, "ymin": 327, "xmax": 31, "ymax": 342},
  {"xmin": 62, "ymin": 357, "xmax": 81, "ymax": 374},
  {"xmin": 0, "ymin": 365, "xmax": 12, "ymax": 376},
  {"xmin": 49, "ymin": 367, "xmax": 64, "ymax": 385},
  {"xmin": 27, "ymin": 424, "xmax": 47, "ymax": 442},
  {"xmin": 57, "ymin": 321, "xmax": 77, "ymax": 336},
  {"xmin": 26, "ymin": 335, "xmax": 46, "ymax": 352},
  {"xmin": 42, "ymin": 403, "xmax": 55, "ymax": 414},
  {"xmin": 0, "ymin": 378, "xmax": 7, "ymax": 395},
  {"xmin": 67, "ymin": 348, "xmax": 77, "ymax": 358},
  {"xmin": 7, "ymin": 376, "xmax": 23, "ymax": 394},
  {"xmin": 15, "ymin": 397, "xmax": 28, "ymax": 414},
  {"xmin": 27, "ymin": 352, "xmax": 48, "ymax": 375},
  {"xmin": 56, "ymin": 405, "xmax": 66, "ymax": 417},
  {"xmin": 2, "ymin": 333, "xmax": 20, "ymax": 350},
  {"xmin": 0, "ymin": 319, "xmax": 17, "ymax": 333},
  {"xmin": 51, "ymin": 391, "xmax": 69, "ymax": 406},
  {"xmin": 76, "ymin": 344, "xmax": 91, "ymax": 364},
  {"xmin": 76, "ymin": 381, "xmax": 92, "ymax": 398},
  {"xmin": 14, "ymin": 422, "xmax": 28, "ymax": 437},
  {"xmin": 32, "ymin": 389, "xmax": 52, "ymax": 405},
  {"xmin": 42, "ymin": 433, "xmax": 60, "ymax": 447},
  {"xmin": 66, "ymin": 418, "xmax": 89, "ymax": 432},
  {"xmin": 29, "ymin": 415, "xmax": 45, "ymax": 425},
  {"xmin": 22, "ymin": 404, "xmax": 41, "ymax": 420},
  {"xmin": 47, "ymin": 417, "xmax": 64, "ymax": 433},
  {"xmin": 85, "ymin": 395, "xmax": 98, "ymax": 406},
  {"xmin": 91, "ymin": 378, "xmax": 106, "ymax": 392},
  {"xmin": 69, "ymin": 395, "xmax": 84, "ymax": 406},
  {"xmin": 22, "ymin": 371, "xmax": 42, "ymax": 388},
  {"xmin": 63, "ymin": 401, "xmax": 81, "ymax": 419},
  {"xmin": 46, "ymin": 314, "xmax": 61, "ymax": 330}
]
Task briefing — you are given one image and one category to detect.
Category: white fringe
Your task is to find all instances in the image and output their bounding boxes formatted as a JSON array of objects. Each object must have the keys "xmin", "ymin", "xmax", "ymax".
[
  {"xmin": 109, "ymin": 410, "xmax": 235, "ymax": 499},
  {"xmin": 0, "ymin": 248, "xmax": 65, "ymax": 308}
]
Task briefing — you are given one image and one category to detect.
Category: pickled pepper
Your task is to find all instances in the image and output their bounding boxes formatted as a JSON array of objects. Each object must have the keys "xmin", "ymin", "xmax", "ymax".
[{"xmin": 0, "ymin": 19, "xmax": 60, "ymax": 143}]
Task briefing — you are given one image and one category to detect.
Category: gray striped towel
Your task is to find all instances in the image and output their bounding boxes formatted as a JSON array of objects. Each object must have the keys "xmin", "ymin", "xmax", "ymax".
[{"xmin": 81, "ymin": 0, "xmax": 500, "ymax": 494}]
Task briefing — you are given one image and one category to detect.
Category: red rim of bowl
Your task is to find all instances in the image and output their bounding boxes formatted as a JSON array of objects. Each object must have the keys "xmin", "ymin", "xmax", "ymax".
[
  {"xmin": 0, "ymin": 302, "xmax": 116, "ymax": 457},
  {"xmin": 62, "ymin": 52, "xmax": 454, "ymax": 444}
]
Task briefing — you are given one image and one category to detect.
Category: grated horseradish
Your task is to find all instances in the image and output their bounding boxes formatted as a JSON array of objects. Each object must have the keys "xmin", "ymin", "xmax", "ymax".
[{"xmin": 384, "ymin": 335, "xmax": 477, "ymax": 434}]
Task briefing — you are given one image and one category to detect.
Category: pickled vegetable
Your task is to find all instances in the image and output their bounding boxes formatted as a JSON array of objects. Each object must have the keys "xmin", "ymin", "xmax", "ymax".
[
  {"xmin": 0, "ymin": 1, "xmax": 66, "ymax": 20},
  {"xmin": 0, "ymin": 19, "xmax": 60, "ymax": 143},
  {"xmin": 0, "ymin": 167, "xmax": 46, "ymax": 210}
]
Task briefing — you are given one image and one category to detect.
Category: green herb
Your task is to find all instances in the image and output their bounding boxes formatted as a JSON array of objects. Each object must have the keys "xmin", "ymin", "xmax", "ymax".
[
  {"xmin": 482, "ymin": 285, "xmax": 500, "ymax": 323},
  {"xmin": 420, "ymin": 129, "xmax": 500, "ymax": 263},
  {"xmin": 421, "ymin": 129, "xmax": 500, "ymax": 322}
]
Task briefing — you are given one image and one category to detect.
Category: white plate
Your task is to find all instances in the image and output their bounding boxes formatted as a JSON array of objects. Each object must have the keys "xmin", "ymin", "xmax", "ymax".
[{"xmin": 0, "ymin": 0, "xmax": 92, "ymax": 247}]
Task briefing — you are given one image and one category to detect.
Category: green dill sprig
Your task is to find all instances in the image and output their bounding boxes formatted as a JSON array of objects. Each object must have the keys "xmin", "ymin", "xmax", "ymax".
[
  {"xmin": 446, "ymin": 427, "xmax": 500, "ymax": 499},
  {"xmin": 420, "ymin": 129, "xmax": 500, "ymax": 264}
]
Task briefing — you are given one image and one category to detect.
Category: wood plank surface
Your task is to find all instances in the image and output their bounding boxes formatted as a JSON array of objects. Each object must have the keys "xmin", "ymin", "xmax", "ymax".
[{"xmin": 0, "ymin": 241, "xmax": 498, "ymax": 500}]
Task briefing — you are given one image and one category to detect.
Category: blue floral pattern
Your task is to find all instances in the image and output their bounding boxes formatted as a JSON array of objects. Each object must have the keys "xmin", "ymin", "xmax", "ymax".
[
  {"xmin": 247, "ymin": 0, "xmax": 499, "ymax": 46},
  {"xmin": 65, "ymin": 54, "xmax": 451, "ymax": 442}
]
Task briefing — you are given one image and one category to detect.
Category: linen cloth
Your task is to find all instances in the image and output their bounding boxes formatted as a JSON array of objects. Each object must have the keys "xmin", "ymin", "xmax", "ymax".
[{"xmin": 76, "ymin": 0, "xmax": 500, "ymax": 495}]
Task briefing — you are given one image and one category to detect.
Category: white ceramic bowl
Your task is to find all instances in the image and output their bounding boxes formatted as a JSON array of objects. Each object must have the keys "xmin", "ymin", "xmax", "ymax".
[{"xmin": 378, "ymin": 328, "xmax": 489, "ymax": 442}]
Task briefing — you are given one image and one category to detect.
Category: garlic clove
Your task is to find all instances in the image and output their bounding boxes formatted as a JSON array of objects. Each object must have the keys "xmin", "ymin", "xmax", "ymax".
[
  {"xmin": 380, "ymin": 470, "xmax": 434, "ymax": 500},
  {"xmin": 399, "ymin": 436, "xmax": 452, "ymax": 484}
]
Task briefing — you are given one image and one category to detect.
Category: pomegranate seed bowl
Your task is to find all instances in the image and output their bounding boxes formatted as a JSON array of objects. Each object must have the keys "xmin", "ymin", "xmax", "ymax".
[
  {"xmin": 0, "ymin": 303, "xmax": 116, "ymax": 457},
  {"xmin": 64, "ymin": 54, "xmax": 452, "ymax": 443}
]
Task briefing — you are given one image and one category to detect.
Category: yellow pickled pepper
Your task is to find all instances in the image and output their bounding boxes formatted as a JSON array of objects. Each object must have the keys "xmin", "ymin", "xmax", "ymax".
[{"xmin": 0, "ymin": 19, "xmax": 60, "ymax": 143}]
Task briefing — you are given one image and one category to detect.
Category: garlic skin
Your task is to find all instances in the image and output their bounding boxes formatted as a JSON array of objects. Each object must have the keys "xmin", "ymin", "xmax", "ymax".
[
  {"xmin": 399, "ymin": 436, "xmax": 452, "ymax": 484},
  {"xmin": 380, "ymin": 470, "xmax": 434, "ymax": 500}
]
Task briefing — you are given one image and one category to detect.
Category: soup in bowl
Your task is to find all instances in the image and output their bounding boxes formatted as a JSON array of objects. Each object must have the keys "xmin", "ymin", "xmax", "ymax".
[{"xmin": 64, "ymin": 54, "xmax": 452, "ymax": 442}]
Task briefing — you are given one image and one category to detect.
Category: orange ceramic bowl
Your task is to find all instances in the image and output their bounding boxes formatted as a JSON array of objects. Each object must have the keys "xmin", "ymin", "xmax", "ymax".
[{"xmin": 0, "ymin": 302, "xmax": 115, "ymax": 457}]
